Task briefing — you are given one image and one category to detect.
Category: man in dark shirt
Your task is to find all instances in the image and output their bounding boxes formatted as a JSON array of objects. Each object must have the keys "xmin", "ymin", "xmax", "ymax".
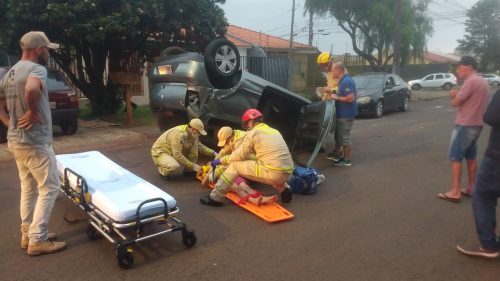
[{"xmin": 456, "ymin": 89, "xmax": 500, "ymax": 258}]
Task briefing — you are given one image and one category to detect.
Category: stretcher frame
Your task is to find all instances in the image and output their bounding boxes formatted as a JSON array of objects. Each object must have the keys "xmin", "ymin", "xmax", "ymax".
[{"xmin": 59, "ymin": 167, "xmax": 197, "ymax": 269}]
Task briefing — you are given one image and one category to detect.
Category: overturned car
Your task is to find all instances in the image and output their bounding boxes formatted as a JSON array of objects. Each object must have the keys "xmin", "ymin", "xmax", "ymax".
[{"xmin": 148, "ymin": 38, "xmax": 333, "ymax": 166}]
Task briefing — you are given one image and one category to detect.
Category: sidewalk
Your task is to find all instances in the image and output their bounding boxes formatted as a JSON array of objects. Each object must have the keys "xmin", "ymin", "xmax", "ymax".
[{"xmin": 0, "ymin": 119, "xmax": 157, "ymax": 162}]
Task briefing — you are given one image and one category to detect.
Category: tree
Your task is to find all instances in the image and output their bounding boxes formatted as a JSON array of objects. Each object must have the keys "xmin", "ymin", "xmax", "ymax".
[
  {"xmin": 0, "ymin": 0, "xmax": 227, "ymax": 115},
  {"xmin": 304, "ymin": 0, "xmax": 433, "ymax": 68},
  {"xmin": 457, "ymin": 0, "xmax": 500, "ymax": 71}
]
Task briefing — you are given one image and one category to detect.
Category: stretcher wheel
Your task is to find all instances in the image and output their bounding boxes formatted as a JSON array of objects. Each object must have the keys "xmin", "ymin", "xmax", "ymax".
[
  {"xmin": 182, "ymin": 230, "xmax": 197, "ymax": 248},
  {"xmin": 86, "ymin": 224, "xmax": 100, "ymax": 241},
  {"xmin": 116, "ymin": 248, "xmax": 134, "ymax": 269}
]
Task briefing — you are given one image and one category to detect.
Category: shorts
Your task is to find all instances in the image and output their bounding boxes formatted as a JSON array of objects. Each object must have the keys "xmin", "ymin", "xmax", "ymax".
[
  {"xmin": 335, "ymin": 118, "xmax": 354, "ymax": 146},
  {"xmin": 448, "ymin": 125, "xmax": 482, "ymax": 161}
]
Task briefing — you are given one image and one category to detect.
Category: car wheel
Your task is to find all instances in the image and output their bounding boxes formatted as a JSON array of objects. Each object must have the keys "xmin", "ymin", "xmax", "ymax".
[
  {"xmin": 204, "ymin": 38, "xmax": 241, "ymax": 89},
  {"xmin": 0, "ymin": 124, "xmax": 7, "ymax": 144},
  {"xmin": 160, "ymin": 46, "xmax": 186, "ymax": 57},
  {"xmin": 155, "ymin": 110, "xmax": 188, "ymax": 131},
  {"xmin": 411, "ymin": 84, "xmax": 421, "ymax": 90},
  {"xmin": 442, "ymin": 83, "xmax": 452, "ymax": 90},
  {"xmin": 400, "ymin": 96, "xmax": 410, "ymax": 112},
  {"xmin": 493, "ymin": 81, "xmax": 500, "ymax": 87},
  {"xmin": 373, "ymin": 100, "xmax": 384, "ymax": 118},
  {"xmin": 60, "ymin": 119, "xmax": 78, "ymax": 135}
]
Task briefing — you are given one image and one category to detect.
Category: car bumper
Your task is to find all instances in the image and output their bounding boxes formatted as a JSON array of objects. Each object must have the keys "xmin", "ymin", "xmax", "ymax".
[
  {"xmin": 357, "ymin": 100, "xmax": 376, "ymax": 115},
  {"xmin": 51, "ymin": 108, "xmax": 80, "ymax": 124}
]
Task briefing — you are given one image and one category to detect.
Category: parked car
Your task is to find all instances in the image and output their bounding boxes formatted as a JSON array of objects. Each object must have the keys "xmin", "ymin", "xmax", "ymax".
[
  {"xmin": 354, "ymin": 72, "xmax": 411, "ymax": 118},
  {"xmin": 0, "ymin": 67, "xmax": 80, "ymax": 143},
  {"xmin": 481, "ymin": 73, "xmax": 500, "ymax": 87},
  {"xmin": 408, "ymin": 73, "xmax": 457, "ymax": 90},
  {"xmin": 147, "ymin": 38, "xmax": 334, "ymax": 166}
]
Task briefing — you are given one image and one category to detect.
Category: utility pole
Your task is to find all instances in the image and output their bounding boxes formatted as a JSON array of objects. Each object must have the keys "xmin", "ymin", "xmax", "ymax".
[
  {"xmin": 392, "ymin": 0, "xmax": 401, "ymax": 74},
  {"xmin": 288, "ymin": 0, "xmax": 296, "ymax": 90},
  {"xmin": 308, "ymin": 10, "xmax": 314, "ymax": 46}
]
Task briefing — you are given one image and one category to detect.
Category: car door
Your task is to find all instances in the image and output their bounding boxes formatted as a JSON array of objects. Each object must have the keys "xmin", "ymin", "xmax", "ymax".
[
  {"xmin": 382, "ymin": 76, "xmax": 397, "ymax": 109},
  {"xmin": 434, "ymin": 74, "xmax": 445, "ymax": 87},
  {"xmin": 421, "ymin": 74, "xmax": 434, "ymax": 88},
  {"xmin": 392, "ymin": 75, "xmax": 406, "ymax": 107},
  {"xmin": 290, "ymin": 100, "xmax": 335, "ymax": 167}
]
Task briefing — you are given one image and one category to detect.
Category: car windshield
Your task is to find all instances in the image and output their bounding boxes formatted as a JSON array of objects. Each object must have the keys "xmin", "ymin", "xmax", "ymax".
[
  {"xmin": 47, "ymin": 70, "xmax": 71, "ymax": 91},
  {"xmin": 353, "ymin": 75, "xmax": 384, "ymax": 89}
]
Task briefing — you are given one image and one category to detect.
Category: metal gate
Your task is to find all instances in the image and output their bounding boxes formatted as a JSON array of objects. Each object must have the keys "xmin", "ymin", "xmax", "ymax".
[{"xmin": 241, "ymin": 56, "xmax": 290, "ymax": 89}]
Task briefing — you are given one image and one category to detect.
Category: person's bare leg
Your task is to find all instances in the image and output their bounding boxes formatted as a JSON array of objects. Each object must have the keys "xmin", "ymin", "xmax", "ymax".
[
  {"xmin": 465, "ymin": 159, "xmax": 477, "ymax": 193},
  {"xmin": 443, "ymin": 161, "xmax": 462, "ymax": 199},
  {"xmin": 335, "ymin": 144, "xmax": 342, "ymax": 157},
  {"xmin": 233, "ymin": 182, "xmax": 277, "ymax": 206},
  {"xmin": 343, "ymin": 145, "xmax": 351, "ymax": 160}
]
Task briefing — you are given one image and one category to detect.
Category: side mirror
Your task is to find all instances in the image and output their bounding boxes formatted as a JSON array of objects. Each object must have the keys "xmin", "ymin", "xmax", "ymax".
[{"xmin": 384, "ymin": 85, "xmax": 394, "ymax": 90}]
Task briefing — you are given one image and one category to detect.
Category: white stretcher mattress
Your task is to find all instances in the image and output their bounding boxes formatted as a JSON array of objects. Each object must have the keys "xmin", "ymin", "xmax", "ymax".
[{"xmin": 56, "ymin": 151, "xmax": 177, "ymax": 223}]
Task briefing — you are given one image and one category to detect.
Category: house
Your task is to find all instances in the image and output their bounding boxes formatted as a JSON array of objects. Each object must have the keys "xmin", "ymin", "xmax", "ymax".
[
  {"xmin": 423, "ymin": 51, "xmax": 461, "ymax": 64},
  {"xmin": 226, "ymin": 25, "xmax": 319, "ymax": 93}
]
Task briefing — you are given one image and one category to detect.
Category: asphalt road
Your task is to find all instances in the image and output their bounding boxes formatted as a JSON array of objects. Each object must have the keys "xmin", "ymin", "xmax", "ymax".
[{"xmin": 0, "ymin": 96, "xmax": 499, "ymax": 281}]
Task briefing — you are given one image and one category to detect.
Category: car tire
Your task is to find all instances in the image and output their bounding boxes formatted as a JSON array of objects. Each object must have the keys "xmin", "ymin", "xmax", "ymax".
[
  {"xmin": 400, "ymin": 96, "xmax": 410, "ymax": 112},
  {"xmin": 60, "ymin": 119, "xmax": 78, "ymax": 135},
  {"xmin": 204, "ymin": 38, "xmax": 241, "ymax": 89},
  {"xmin": 493, "ymin": 81, "xmax": 500, "ymax": 87},
  {"xmin": 160, "ymin": 46, "xmax": 186, "ymax": 57},
  {"xmin": 442, "ymin": 83, "xmax": 452, "ymax": 90},
  {"xmin": 373, "ymin": 100, "xmax": 384, "ymax": 118},
  {"xmin": 411, "ymin": 84, "xmax": 421, "ymax": 90},
  {"xmin": 0, "ymin": 124, "xmax": 7, "ymax": 144}
]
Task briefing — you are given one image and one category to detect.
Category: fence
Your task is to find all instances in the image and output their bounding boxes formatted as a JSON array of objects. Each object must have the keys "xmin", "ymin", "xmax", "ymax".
[{"xmin": 241, "ymin": 55, "xmax": 290, "ymax": 89}]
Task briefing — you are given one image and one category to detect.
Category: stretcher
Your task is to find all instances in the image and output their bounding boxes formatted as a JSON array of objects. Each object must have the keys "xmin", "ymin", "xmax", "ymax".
[
  {"xmin": 196, "ymin": 165, "xmax": 294, "ymax": 223},
  {"xmin": 56, "ymin": 151, "xmax": 196, "ymax": 269}
]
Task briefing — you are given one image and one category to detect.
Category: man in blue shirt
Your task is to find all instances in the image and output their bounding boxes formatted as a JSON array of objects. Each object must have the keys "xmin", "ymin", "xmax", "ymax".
[{"xmin": 330, "ymin": 62, "xmax": 357, "ymax": 166}]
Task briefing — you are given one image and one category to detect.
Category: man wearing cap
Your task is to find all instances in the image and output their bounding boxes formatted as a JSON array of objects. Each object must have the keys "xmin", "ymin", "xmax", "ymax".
[
  {"xmin": 0, "ymin": 31, "xmax": 66, "ymax": 255},
  {"xmin": 151, "ymin": 118, "xmax": 217, "ymax": 178},
  {"xmin": 437, "ymin": 56, "xmax": 490, "ymax": 203},
  {"xmin": 200, "ymin": 109, "xmax": 293, "ymax": 207},
  {"xmin": 202, "ymin": 126, "xmax": 277, "ymax": 206},
  {"xmin": 202, "ymin": 126, "xmax": 247, "ymax": 185}
]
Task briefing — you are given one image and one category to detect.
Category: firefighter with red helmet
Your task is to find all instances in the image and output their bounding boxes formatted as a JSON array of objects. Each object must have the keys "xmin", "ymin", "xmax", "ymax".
[{"xmin": 200, "ymin": 109, "xmax": 294, "ymax": 206}]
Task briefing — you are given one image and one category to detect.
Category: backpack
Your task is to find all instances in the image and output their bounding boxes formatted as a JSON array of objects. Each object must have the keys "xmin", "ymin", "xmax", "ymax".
[{"xmin": 288, "ymin": 166, "xmax": 319, "ymax": 195}]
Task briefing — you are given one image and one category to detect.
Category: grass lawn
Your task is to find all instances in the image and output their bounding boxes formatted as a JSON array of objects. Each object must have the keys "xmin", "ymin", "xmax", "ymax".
[{"xmin": 79, "ymin": 104, "xmax": 155, "ymax": 126}]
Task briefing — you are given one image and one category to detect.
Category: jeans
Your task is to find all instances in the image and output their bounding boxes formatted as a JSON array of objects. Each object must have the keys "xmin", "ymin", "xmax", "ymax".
[
  {"xmin": 472, "ymin": 155, "xmax": 500, "ymax": 251},
  {"xmin": 448, "ymin": 125, "xmax": 482, "ymax": 161},
  {"xmin": 9, "ymin": 142, "xmax": 60, "ymax": 244}
]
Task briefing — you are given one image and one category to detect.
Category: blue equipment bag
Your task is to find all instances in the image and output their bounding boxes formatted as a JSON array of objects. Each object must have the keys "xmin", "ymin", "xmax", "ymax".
[{"xmin": 288, "ymin": 166, "xmax": 319, "ymax": 195}]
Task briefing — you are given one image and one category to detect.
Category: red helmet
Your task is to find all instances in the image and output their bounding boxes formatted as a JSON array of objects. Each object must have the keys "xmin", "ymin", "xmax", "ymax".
[{"xmin": 241, "ymin": 109, "xmax": 263, "ymax": 122}]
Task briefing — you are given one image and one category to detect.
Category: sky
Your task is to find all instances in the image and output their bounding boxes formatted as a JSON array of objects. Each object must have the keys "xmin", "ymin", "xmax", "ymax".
[{"xmin": 221, "ymin": 0, "xmax": 479, "ymax": 55}]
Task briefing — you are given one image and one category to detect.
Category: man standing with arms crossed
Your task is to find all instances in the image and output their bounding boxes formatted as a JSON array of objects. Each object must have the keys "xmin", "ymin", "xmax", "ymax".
[
  {"xmin": 437, "ymin": 56, "xmax": 489, "ymax": 203},
  {"xmin": 0, "ymin": 31, "xmax": 66, "ymax": 255}
]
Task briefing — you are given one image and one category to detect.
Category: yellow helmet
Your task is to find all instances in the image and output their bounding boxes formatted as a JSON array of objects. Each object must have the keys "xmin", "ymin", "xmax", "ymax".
[{"xmin": 317, "ymin": 52, "xmax": 332, "ymax": 64}]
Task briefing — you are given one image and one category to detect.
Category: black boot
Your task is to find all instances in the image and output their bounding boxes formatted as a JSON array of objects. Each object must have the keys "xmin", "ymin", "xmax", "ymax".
[
  {"xmin": 280, "ymin": 188, "xmax": 292, "ymax": 203},
  {"xmin": 200, "ymin": 195, "xmax": 223, "ymax": 207}
]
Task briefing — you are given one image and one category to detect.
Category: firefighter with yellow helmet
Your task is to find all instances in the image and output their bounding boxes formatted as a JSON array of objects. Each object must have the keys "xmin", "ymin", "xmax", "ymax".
[
  {"xmin": 151, "ymin": 118, "xmax": 217, "ymax": 179},
  {"xmin": 200, "ymin": 109, "xmax": 293, "ymax": 206},
  {"xmin": 316, "ymin": 52, "xmax": 339, "ymax": 101}
]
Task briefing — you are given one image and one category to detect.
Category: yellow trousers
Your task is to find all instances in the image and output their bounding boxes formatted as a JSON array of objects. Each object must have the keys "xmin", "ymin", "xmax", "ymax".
[
  {"xmin": 210, "ymin": 160, "xmax": 292, "ymax": 202},
  {"xmin": 152, "ymin": 153, "xmax": 185, "ymax": 176}
]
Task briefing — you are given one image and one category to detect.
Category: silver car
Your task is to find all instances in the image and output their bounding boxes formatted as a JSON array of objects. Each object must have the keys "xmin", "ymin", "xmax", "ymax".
[
  {"xmin": 481, "ymin": 73, "xmax": 500, "ymax": 87},
  {"xmin": 147, "ymin": 38, "xmax": 334, "ymax": 166}
]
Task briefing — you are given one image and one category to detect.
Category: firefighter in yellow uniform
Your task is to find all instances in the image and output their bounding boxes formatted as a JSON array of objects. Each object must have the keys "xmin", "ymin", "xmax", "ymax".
[
  {"xmin": 200, "ymin": 109, "xmax": 293, "ymax": 206},
  {"xmin": 317, "ymin": 52, "xmax": 341, "ymax": 160},
  {"xmin": 202, "ymin": 126, "xmax": 278, "ymax": 205},
  {"xmin": 151, "ymin": 118, "xmax": 216, "ymax": 178}
]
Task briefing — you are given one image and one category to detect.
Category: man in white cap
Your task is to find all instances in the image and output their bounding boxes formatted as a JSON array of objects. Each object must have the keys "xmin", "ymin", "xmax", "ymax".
[
  {"xmin": 151, "ymin": 118, "xmax": 217, "ymax": 179},
  {"xmin": 0, "ymin": 31, "xmax": 66, "ymax": 255}
]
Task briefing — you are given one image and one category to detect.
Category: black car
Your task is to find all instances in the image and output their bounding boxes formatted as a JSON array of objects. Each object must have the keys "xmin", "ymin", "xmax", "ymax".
[
  {"xmin": 0, "ymin": 68, "xmax": 80, "ymax": 143},
  {"xmin": 354, "ymin": 72, "xmax": 411, "ymax": 118},
  {"xmin": 148, "ymin": 38, "xmax": 334, "ymax": 166}
]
